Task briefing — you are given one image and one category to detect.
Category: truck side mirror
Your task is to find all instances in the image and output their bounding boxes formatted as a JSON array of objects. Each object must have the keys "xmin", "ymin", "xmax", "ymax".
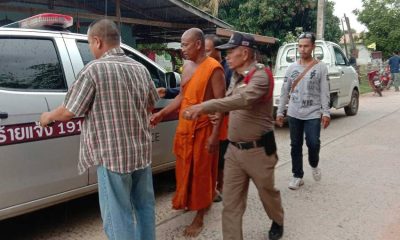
[{"xmin": 166, "ymin": 72, "xmax": 181, "ymax": 88}]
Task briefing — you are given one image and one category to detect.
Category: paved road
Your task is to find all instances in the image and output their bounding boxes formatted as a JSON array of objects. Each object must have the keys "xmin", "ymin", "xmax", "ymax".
[{"xmin": 1, "ymin": 90, "xmax": 400, "ymax": 240}]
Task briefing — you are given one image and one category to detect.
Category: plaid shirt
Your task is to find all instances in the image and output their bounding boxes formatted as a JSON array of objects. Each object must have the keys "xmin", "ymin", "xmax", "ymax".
[{"xmin": 64, "ymin": 47, "xmax": 159, "ymax": 174}]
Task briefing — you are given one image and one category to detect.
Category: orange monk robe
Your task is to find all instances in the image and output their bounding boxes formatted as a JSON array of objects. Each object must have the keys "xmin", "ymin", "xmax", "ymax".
[{"xmin": 172, "ymin": 57, "xmax": 223, "ymax": 211}]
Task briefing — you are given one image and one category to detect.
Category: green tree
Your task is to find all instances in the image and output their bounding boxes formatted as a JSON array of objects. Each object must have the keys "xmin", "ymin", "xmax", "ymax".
[
  {"xmin": 218, "ymin": 0, "xmax": 341, "ymax": 43},
  {"xmin": 354, "ymin": 0, "xmax": 400, "ymax": 56},
  {"xmin": 323, "ymin": 1, "xmax": 342, "ymax": 43}
]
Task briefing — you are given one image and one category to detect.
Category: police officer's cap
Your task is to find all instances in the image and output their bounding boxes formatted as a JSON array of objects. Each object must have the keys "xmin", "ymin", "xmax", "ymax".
[{"xmin": 216, "ymin": 32, "xmax": 257, "ymax": 50}]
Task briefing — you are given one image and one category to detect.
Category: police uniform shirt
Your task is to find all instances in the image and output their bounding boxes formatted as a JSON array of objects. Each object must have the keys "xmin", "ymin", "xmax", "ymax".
[{"xmin": 201, "ymin": 62, "xmax": 274, "ymax": 142}]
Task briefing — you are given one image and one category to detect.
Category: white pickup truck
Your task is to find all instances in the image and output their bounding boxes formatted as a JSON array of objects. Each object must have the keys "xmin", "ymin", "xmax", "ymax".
[{"xmin": 273, "ymin": 40, "xmax": 360, "ymax": 116}]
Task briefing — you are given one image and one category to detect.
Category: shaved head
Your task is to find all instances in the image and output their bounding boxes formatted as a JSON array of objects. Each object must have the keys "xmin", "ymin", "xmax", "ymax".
[
  {"xmin": 181, "ymin": 28, "xmax": 206, "ymax": 62},
  {"xmin": 182, "ymin": 28, "xmax": 204, "ymax": 46},
  {"xmin": 88, "ymin": 19, "xmax": 120, "ymax": 46}
]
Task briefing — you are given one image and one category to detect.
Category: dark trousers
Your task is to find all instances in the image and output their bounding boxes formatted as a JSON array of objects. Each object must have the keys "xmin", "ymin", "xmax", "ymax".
[
  {"xmin": 288, "ymin": 117, "xmax": 321, "ymax": 178},
  {"xmin": 219, "ymin": 139, "xmax": 230, "ymax": 170}
]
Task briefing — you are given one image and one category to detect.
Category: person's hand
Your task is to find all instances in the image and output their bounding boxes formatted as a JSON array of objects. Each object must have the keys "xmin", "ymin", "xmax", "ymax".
[
  {"xmin": 182, "ymin": 104, "xmax": 204, "ymax": 120},
  {"xmin": 208, "ymin": 113, "xmax": 221, "ymax": 125},
  {"xmin": 156, "ymin": 88, "xmax": 166, "ymax": 98},
  {"xmin": 322, "ymin": 116, "xmax": 330, "ymax": 129},
  {"xmin": 150, "ymin": 111, "xmax": 164, "ymax": 128},
  {"xmin": 39, "ymin": 112, "xmax": 52, "ymax": 127},
  {"xmin": 206, "ymin": 135, "xmax": 219, "ymax": 154},
  {"xmin": 275, "ymin": 116, "xmax": 284, "ymax": 127}
]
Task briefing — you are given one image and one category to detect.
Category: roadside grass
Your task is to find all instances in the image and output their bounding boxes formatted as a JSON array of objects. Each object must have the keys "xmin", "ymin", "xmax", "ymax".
[{"xmin": 358, "ymin": 65, "xmax": 372, "ymax": 95}]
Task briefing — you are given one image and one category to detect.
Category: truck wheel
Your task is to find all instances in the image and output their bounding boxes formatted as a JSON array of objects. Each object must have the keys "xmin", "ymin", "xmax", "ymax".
[{"xmin": 344, "ymin": 90, "xmax": 359, "ymax": 116}]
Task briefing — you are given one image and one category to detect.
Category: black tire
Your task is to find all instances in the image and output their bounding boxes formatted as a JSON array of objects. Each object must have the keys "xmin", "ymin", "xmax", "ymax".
[{"xmin": 344, "ymin": 89, "xmax": 359, "ymax": 116}]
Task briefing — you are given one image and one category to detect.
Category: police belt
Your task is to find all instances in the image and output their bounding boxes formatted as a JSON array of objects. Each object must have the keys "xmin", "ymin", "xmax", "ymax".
[{"xmin": 230, "ymin": 139, "xmax": 264, "ymax": 150}]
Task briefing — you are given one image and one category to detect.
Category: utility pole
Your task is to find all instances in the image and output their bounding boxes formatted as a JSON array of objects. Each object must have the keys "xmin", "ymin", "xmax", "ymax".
[
  {"xmin": 341, "ymin": 18, "xmax": 349, "ymax": 58},
  {"xmin": 344, "ymin": 14, "xmax": 357, "ymax": 59},
  {"xmin": 344, "ymin": 14, "xmax": 356, "ymax": 51},
  {"xmin": 316, "ymin": 0, "xmax": 325, "ymax": 40}
]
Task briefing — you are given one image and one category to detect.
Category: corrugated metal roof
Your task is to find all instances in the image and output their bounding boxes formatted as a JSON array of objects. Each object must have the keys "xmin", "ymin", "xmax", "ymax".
[
  {"xmin": 0, "ymin": 0, "xmax": 233, "ymax": 43},
  {"xmin": 121, "ymin": 0, "xmax": 232, "ymax": 28}
]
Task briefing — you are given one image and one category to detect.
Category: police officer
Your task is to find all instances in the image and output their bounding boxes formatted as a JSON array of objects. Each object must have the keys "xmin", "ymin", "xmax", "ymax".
[{"xmin": 183, "ymin": 32, "xmax": 284, "ymax": 240}]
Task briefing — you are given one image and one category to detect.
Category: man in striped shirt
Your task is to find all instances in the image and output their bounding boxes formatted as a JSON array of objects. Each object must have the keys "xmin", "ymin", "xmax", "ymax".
[{"xmin": 40, "ymin": 19, "xmax": 159, "ymax": 240}]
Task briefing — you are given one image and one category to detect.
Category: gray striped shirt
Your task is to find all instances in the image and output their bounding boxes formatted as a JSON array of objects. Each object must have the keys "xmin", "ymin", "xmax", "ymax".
[
  {"xmin": 277, "ymin": 61, "xmax": 330, "ymax": 120},
  {"xmin": 64, "ymin": 47, "xmax": 159, "ymax": 174}
]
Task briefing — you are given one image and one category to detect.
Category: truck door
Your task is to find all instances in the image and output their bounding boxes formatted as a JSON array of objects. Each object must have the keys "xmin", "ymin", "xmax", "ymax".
[
  {"xmin": 0, "ymin": 35, "xmax": 87, "ymax": 212},
  {"xmin": 331, "ymin": 46, "xmax": 353, "ymax": 100},
  {"xmin": 327, "ymin": 45, "xmax": 341, "ymax": 93}
]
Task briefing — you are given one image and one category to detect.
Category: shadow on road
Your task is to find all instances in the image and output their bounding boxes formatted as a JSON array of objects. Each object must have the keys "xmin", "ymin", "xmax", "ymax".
[{"xmin": 0, "ymin": 170, "xmax": 177, "ymax": 239}]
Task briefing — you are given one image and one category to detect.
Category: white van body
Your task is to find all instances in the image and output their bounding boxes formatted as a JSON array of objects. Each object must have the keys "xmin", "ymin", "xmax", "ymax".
[
  {"xmin": 0, "ymin": 27, "xmax": 179, "ymax": 220},
  {"xmin": 273, "ymin": 40, "xmax": 360, "ymax": 116}
]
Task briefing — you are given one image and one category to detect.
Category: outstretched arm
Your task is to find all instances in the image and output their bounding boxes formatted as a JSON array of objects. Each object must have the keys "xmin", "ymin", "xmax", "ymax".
[
  {"xmin": 40, "ymin": 106, "xmax": 75, "ymax": 127},
  {"xmin": 150, "ymin": 93, "xmax": 182, "ymax": 127},
  {"xmin": 183, "ymin": 68, "xmax": 269, "ymax": 119}
]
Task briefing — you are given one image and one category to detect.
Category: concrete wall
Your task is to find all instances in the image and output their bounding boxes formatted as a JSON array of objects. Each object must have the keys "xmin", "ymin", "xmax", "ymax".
[{"xmin": 356, "ymin": 44, "xmax": 371, "ymax": 65}]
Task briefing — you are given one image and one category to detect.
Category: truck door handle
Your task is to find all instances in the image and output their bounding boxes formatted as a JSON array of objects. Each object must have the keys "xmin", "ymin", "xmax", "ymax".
[
  {"xmin": 0, "ymin": 112, "xmax": 8, "ymax": 119},
  {"xmin": 328, "ymin": 73, "xmax": 341, "ymax": 78},
  {"xmin": 341, "ymin": 71, "xmax": 345, "ymax": 75}
]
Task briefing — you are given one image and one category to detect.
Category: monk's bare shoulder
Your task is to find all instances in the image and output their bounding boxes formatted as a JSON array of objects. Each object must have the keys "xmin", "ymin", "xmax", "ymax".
[
  {"xmin": 181, "ymin": 60, "xmax": 197, "ymax": 87},
  {"xmin": 205, "ymin": 67, "xmax": 225, "ymax": 100}
]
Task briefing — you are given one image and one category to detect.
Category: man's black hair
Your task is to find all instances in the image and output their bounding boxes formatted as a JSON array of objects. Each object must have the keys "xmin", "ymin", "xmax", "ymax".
[
  {"xmin": 204, "ymin": 34, "xmax": 223, "ymax": 48},
  {"xmin": 298, "ymin": 32, "xmax": 316, "ymax": 44},
  {"xmin": 88, "ymin": 19, "xmax": 120, "ymax": 46}
]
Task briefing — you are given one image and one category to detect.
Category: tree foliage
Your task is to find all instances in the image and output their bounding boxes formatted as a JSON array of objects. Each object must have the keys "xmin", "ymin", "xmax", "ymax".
[
  {"xmin": 187, "ymin": 0, "xmax": 342, "ymax": 44},
  {"xmin": 355, "ymin": 0, "xmax": 400, "ymax": 56}
]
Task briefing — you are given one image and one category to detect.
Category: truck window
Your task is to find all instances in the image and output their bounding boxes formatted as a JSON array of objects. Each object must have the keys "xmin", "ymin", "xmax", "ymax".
[
  {"xmin": 123, "ymin": 50, "xmax": 166, "ymax": 88},
  {"xmin": 76, "ymin": 41, "xmax": 93, "ymax": 65},
  {"xmin": 0, "ymin": 38, "xmax": 67, "ymax": 91},
  {"xmin": 314, "ymin": 47, "xmax": 324, "ymax": 60},
  {"xmin": 285, "ymin": 48, "xmax": 297, "ymax": 63},
  {"xmin": 333, "ymin": 47, "xmax": 348, "ymax": 66},
  {"xmin": 76, "ymin": 41, "xmax": 166, "ymax": 88},
  {"xmin": 284, "ymin": 46, "xmax": 324, "ymax": 64}
]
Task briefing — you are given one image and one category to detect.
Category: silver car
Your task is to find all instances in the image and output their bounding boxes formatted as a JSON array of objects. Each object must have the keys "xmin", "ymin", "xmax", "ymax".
[{"xmin": 0, "ymin": 15, "xmax": 179, "ymax": 220}]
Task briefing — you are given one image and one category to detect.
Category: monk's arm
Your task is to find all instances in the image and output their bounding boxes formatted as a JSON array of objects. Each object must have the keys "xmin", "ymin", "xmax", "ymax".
[
  {"xmin": 158, "ymin": 93, "xmax": 183, "ymax": 116},
  {"xmin": 150, "ymin": 87, "xmax": 183, "ymax": 127},
  {"xmin": 157, "ymin": 60, "xmax": 193, "ymax": 116},
  {"xmin": 209, "ymin": 68, "xmax": 226, "ymax": 138}
]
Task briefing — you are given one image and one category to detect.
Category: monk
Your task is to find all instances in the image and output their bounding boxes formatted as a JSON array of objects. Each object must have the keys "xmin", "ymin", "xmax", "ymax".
[{"xmin": 150, "ymin": 28, "xmax": 225, "ymax": 237}]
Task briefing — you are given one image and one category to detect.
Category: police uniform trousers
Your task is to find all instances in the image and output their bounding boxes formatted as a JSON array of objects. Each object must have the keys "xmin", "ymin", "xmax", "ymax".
[{"xmin": 222, "ymin": 143, "xmax": 284, "ymax": 240}]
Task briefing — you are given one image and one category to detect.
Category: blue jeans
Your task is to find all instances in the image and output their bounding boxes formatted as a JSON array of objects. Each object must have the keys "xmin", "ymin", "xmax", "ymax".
[
  {"xmin": 97, "ymin": 166, "xmax": 155, "ymax": 240},
  {"xmin": 288, "ymin": 117, "xmax": 321, "ymax": 178},
  {"xmin": 390, "ymin": 73, "xmax": 400, "ymax": 90}
]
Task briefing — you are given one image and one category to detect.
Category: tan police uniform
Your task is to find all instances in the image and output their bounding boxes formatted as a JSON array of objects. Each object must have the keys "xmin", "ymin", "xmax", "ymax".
[{"xmin": 201, "ymin": 62, "xmax": 284, "ymax": 240}]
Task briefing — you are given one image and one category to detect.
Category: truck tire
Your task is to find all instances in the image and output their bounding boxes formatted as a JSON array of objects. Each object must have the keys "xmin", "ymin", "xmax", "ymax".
[{"xmin": 344, "ymin": 89, "xmax": 359, "ymax": 116}]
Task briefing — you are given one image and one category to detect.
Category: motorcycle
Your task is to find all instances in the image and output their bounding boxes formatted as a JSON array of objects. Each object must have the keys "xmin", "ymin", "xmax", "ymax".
[{"xmin": 367, "ymin": 70, "xmax": 383, "ymax": 97}]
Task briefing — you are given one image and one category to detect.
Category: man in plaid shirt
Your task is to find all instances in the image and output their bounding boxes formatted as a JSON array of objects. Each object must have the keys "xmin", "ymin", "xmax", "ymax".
[{"xmin": 40, "ymin": 19, "xmax": 159, "ymax": 240}]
